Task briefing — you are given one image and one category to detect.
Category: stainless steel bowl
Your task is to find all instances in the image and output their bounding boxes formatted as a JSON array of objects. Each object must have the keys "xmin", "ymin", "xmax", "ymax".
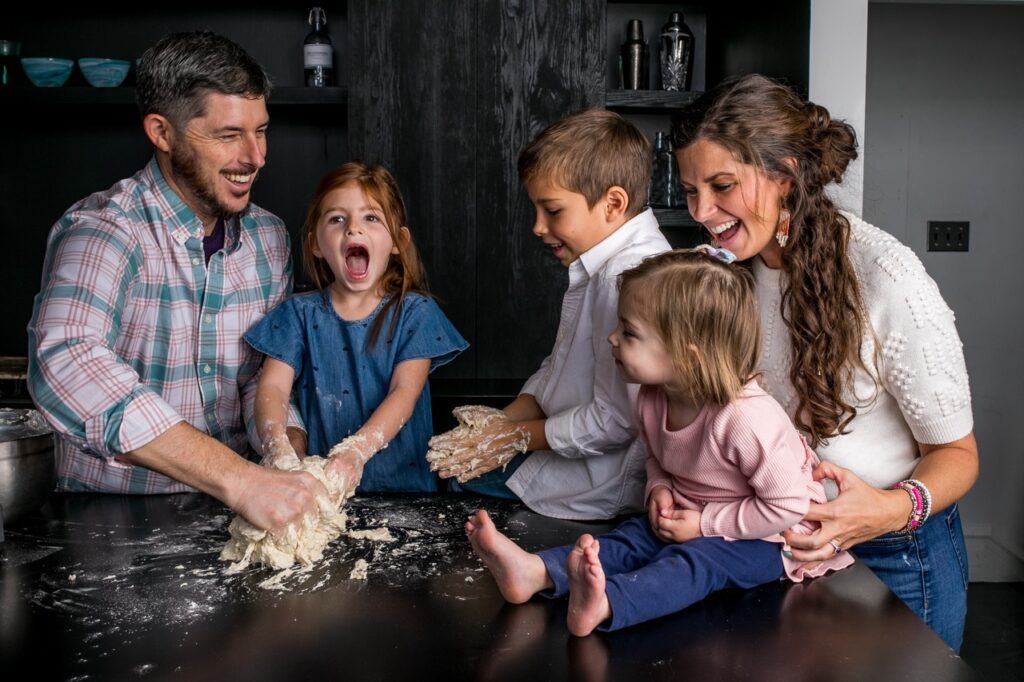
[{"xmin": 0, "ymin": 408, "xmax": 55, "ymax": 524}]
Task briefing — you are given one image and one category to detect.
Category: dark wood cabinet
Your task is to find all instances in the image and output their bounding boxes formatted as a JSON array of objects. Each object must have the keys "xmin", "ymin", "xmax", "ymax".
[
  {"xmin": 1, "ymin": 1, "xmax": 809, "ymax": 394},
  {"xmin": 348, "ymin": 0, "xmax": 605, "ymax": 382}
]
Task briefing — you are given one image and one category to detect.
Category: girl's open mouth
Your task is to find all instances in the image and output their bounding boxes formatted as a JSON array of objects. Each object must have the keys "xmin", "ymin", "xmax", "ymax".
[{"xmin": 344, "ymin": 244, "xmax": 370, "ymax": 279}]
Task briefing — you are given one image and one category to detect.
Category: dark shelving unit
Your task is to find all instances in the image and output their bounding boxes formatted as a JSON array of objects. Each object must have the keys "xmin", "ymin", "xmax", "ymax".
[
  {"xmin": 652, "ymin": 207, "xmax": 698, "ymax": 228},
  {"xmin": 604, "ymin": 89, "xmax": 702, "ymax": 112},
  {"xmin": 0, "ymin": 86, "xmax": 347, "ymax": 107},
  {"xmin": 1, "ymin": 1, "xmax": 810, "ymax": 380}
]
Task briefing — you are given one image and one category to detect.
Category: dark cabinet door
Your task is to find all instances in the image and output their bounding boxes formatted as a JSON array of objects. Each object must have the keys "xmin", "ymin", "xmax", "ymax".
[{"xmin": 348, "ymin": 0, "xmax": 605, "ymax": 382}]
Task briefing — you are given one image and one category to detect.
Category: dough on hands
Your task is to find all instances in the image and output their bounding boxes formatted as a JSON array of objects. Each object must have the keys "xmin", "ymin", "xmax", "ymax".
[
  {"xmin": 219, "ymin": 456, "xmax": 349, "ymax": 573},
  {"xmin": 425, "ymin": 405, "xmax": 528, "ymax": 480}
]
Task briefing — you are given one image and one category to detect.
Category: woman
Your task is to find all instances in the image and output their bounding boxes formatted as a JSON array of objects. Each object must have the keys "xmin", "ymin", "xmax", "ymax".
[{"xmin": 670, "ymin": 74, "xmax": 977, "ymax": 652}]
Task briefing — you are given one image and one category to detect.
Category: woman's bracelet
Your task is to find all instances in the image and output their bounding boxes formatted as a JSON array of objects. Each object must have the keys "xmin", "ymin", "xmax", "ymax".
[{"xmin": 889, "ymin": 479, "xmax": 933, "ymax": 534}]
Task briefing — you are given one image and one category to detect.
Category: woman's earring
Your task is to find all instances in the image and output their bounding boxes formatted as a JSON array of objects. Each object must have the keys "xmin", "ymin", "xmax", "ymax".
[{"xmin": 776, "ymin": 208, "xmax": 791, "ymax": 248}]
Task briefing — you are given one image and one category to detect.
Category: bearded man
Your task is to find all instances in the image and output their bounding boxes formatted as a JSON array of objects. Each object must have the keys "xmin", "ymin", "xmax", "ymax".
[{"xmin": 27, "ymin": 31, "xmax": 326, "ymax": 532}]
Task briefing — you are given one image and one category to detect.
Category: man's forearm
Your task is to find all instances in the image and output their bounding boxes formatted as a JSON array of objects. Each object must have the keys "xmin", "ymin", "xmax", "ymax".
[{"xmin": 118, "ymin": 421, "xmax": 251, "ymax": 507}]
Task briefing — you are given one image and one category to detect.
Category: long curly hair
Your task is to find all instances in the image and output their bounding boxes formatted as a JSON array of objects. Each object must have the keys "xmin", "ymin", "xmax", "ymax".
[{"xmin": 671, "ymin": 74, "xmax": 871, "ymax": 447}]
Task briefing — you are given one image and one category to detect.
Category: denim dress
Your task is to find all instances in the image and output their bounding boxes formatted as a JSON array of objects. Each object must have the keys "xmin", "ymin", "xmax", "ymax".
[{"xmin": 245, "ymin": 290, "xmax": 467, "ymax": 492}]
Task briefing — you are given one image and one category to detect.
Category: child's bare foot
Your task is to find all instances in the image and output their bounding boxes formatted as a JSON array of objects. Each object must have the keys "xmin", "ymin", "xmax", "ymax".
[
  {"xmin": 466, "ymin": 510, "xmax": 551, "ymax": 603},
  {"xmin": 566, "ymin": 534, "xmax": 611, "ymax": 636}
]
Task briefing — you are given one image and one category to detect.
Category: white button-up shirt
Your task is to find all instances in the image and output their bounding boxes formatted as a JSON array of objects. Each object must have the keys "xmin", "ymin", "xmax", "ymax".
[{"xmin": 506, "ymin": 209, "xmax": 671, "ymax": 519}]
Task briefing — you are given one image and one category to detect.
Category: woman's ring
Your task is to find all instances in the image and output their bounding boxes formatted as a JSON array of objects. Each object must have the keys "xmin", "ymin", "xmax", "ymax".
[{"xmin": 828, "ymin": 539, "xmax": 842, "ymax": 555}]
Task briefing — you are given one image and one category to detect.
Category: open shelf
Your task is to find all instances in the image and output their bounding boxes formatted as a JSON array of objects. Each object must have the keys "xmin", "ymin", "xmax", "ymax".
[
  {"xmin": 0, "ymin": 86, "xmax": 347, "ymax": 107},
  {"xmin": 605, "ymin": 89, "xmax": 702, "ymax": 112},
  {"xmin": 652, "ymin": 207, "xmax": 698, "ymax": 228},
  {"xmin": 652, "ymin": 208, "xmax": 705, "ymax": 250}
]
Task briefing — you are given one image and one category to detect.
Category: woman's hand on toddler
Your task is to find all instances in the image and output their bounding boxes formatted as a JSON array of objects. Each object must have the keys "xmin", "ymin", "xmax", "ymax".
[
  {"xmin": 426, "ymin": 405, "xmax": 529, "ymax": 482},
  {"xmin": 647, "ymin": 486, "xmax": 702, "ymax": 543}
]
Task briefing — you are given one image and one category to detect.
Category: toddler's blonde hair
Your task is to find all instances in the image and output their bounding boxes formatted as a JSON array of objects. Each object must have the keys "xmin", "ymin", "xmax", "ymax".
[{"xmin": 619, "ymin": 249, "xmax": 761, "ymax": 405}]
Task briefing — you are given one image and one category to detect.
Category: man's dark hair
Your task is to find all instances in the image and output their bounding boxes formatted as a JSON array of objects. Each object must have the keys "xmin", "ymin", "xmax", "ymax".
[{"xmin": 135, "ymin": 31, "xmax": 271, "ymax": 128}]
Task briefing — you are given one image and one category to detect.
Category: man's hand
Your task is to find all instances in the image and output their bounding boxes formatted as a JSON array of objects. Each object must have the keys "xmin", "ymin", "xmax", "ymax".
[
  {"xmin": 120, "ymin": 422, "xmax": 327, "ymax": 533},
  {"xmin": 231, "ymin": 465, "xmax": 330, "ymax": 533},
  {"xmin": 426, "ymin": 405, "xmax": 528, "ymax": 482}
]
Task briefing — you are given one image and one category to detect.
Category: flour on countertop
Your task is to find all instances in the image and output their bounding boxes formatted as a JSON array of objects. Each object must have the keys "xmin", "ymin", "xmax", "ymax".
[
  {"xmin": 14, "ymin": 494, "xmax": 527, "ymax": 672},
  {"xmin": 349, "ymin": 559, "xmax": 369, "ymax": 580},
  {"xmin": 346, "ymin": 527, "xmax": 395, "ymax": 542}
]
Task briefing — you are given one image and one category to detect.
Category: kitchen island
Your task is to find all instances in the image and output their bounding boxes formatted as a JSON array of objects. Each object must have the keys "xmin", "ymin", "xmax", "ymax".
[{"xmin": 1, "ymin": 493, "xmax": 974, "ymax": 681}]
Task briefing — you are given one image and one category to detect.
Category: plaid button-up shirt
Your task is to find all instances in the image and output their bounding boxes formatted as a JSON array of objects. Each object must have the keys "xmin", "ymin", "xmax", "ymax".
[{"xmin": 27, "ymin": 157, "xmax": 293, "ymax": 493}]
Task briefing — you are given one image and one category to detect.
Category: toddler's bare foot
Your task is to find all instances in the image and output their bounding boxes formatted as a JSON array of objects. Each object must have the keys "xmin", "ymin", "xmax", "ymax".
[
  {"xmin": 466, "ymin": 510, "xmax": 551, "ymax": 603},
  {"xmin": 566, "ymin": 535, "xmax": 611, "ymax": 636}
]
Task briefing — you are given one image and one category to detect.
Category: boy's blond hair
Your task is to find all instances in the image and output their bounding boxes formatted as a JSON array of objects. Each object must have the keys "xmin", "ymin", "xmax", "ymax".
[
  {"xmin": 619, "ymin": 250, "xmax": 761, "ymax": 406},
  {"xmin": 518, "ymin": 109, "xmax": 651, "ymax": 219}
]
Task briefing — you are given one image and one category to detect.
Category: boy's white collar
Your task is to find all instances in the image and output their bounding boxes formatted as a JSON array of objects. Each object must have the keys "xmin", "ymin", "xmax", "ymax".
[{"xmin": 577, "ymin": 207, "xmax": 659, "ymax": 276}]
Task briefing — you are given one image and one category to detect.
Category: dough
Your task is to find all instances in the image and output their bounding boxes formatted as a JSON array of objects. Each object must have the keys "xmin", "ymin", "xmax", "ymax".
[
  {"xmin": 346, "ymin": 527, "xmax": 395, "ymax": 542},
  {"xmin": 220, "ymin": 456, "xmax": 348, "ymax": 573},
  {"xmin": 425, "ymin": 405, "xmax": 525, "ymax": 480},
  {"xmin": 349, "ymin": 559, "xmax": 369, "ymax": 580}
]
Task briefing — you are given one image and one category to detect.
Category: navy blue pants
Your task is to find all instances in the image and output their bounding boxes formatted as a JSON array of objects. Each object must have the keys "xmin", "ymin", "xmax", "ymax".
[{"xmin": 537, "ymin": 515, "xmax": 784, "ymax": 631}]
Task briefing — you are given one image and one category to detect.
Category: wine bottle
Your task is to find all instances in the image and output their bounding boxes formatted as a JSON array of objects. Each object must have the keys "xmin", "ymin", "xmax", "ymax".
[{"xmin": 304, "ymin": 7, "xmax": 334, "ymax": 87}]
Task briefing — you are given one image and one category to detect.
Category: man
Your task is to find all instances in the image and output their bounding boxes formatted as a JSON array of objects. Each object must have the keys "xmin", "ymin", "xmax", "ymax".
[{"xmin": 27, "ymin": 31, "xmax": 324, "ymax": 531}]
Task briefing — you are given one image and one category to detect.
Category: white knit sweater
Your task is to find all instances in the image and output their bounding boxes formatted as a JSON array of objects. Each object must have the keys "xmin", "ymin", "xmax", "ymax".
[{"xmin": 753, "ymin": 212, "xmax": 974, "ymax": 495}]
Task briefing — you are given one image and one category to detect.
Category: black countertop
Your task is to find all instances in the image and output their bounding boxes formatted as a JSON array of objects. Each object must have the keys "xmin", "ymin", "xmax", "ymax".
[{"xmin": 1, "ymin": 493, "xmax": 976, "ymax": 681}]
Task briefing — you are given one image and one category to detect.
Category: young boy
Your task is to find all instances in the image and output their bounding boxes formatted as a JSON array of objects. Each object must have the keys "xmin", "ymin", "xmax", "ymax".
[{"xmin": 428, "ymin": 109, "xmax": 670, "ymax": 519}]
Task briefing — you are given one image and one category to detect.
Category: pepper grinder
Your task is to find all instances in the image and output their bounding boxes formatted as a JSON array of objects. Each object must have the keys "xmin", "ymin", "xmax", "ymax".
[{"xmin": 620, "ymin": 19, "xmax": 649, "ymax": 90}]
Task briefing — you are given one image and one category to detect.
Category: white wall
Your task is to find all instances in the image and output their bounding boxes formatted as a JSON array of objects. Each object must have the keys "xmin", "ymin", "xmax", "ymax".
[
  {"xmin": 863, "ymin": 2, "xmax": 1024, "ymax": 578},
  {"xmin": 812, "ymin": 0, "xmax": 1024, "ymax": 579},
  {"xmin": 809, "ymin": 0, "xmax": 868, "ymax": 215}
]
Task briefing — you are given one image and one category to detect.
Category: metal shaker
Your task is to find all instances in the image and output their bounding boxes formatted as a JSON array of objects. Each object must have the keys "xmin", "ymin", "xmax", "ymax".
[
  {"xmin": 659, "ymin": 12, "xmax": 694, "ymax": 91},
  {"xmin": 620, "ymin": 20, "xmax": 648, "ymax": 90}
]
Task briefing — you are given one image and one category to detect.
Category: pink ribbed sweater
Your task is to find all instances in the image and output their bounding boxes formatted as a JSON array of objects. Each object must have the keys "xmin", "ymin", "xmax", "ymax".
[{"xmin": 640, "ymin": 381, "xmax": 854, "ymax": 581}]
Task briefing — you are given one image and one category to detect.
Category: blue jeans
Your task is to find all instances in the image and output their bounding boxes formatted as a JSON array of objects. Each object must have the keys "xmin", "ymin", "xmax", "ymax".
[
  {"xmin": 850, "ymin": 504, "xmax": 969, "ymax": 652},
  {"xmin": 537, "ymin": 516, "xmax": 784, "ymax": 631},
  {"xmin": 446, "ymin": 453, "xmax": 527, "ymax": 500}
]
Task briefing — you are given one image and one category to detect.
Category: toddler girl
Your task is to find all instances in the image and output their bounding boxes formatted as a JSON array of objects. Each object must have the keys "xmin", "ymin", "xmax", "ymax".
[
  {"xmin": 246, "ymin": 162, "xmax": 467, "ymax": 497},
  {"xmin": 466, "ymin": 248, "xmax": 852, "ymax": 636}
]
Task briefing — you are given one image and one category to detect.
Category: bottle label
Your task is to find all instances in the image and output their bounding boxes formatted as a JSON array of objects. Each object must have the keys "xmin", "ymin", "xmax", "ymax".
[{"xmin": 304, "ymin": 44, "xmax": 333, "ymax": 68}]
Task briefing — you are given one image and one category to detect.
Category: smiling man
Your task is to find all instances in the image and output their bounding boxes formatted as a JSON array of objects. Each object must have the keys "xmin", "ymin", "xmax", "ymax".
[{"xmin": 27, "ymin": 32, "xmax": 327, "ymax": 533}]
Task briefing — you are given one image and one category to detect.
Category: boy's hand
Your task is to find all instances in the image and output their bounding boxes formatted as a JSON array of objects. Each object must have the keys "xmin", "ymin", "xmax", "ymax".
[
  {"xmin": 427, "ymin": 405, "xmax": 508, "ymax": 453},
  {"xmin": 426, "ymin": 406, "xmax": 529, "ymax": 482},
  {"xmin": 451, "ymin": 404, "xmax": 508, "ymax": 429}
]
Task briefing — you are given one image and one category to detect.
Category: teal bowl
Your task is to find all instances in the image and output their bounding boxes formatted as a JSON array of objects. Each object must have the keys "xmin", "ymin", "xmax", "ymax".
[
  {"xmin": 78, "ymin": 58, "xmax": 130, "ymax": 87},
  {"xmin": 20, "ymin": 58, "xmax": 73, "ymax": 87}
]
